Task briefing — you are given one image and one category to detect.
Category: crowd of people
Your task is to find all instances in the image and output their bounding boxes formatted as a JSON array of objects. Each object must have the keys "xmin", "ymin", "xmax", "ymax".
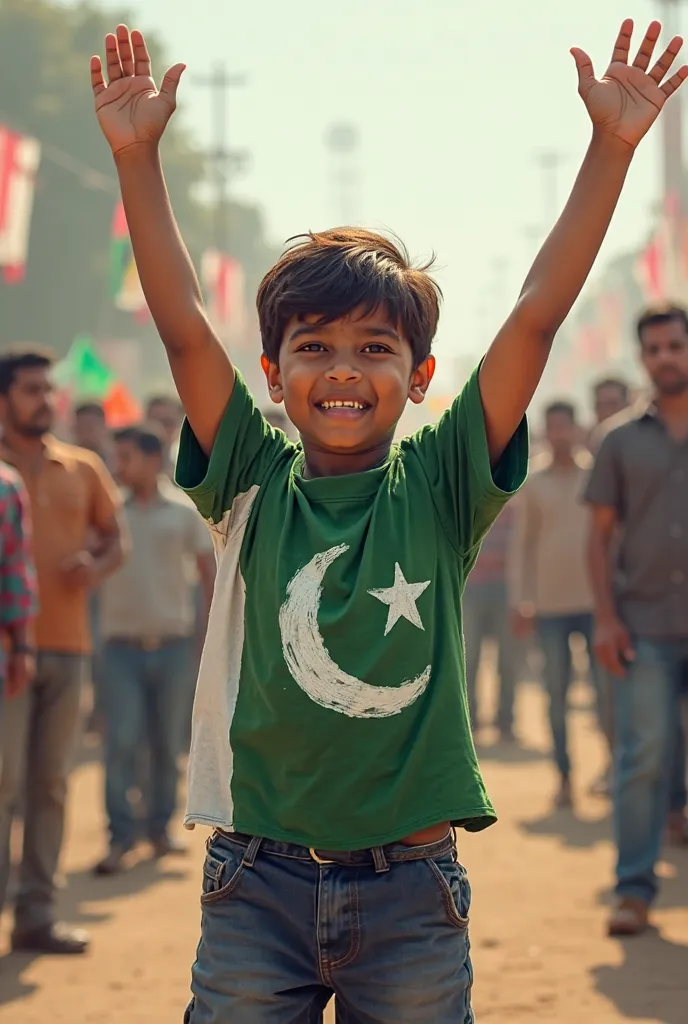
[
  {"xmin": 468, "ymin": 304, "xmax": 688, "ymax": 937},
  {"xmin": 0, "ymin": 303, "xmax": 686, "ymax": 961}
]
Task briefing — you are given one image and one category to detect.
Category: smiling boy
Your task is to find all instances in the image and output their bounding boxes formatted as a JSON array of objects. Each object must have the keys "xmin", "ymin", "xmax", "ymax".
[{"xmin": 91, "ymin": 19, "xmax": 686, "ymax": 1023}]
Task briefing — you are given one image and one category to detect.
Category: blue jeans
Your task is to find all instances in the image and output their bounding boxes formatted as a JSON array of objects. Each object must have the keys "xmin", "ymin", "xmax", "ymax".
[
  {"xmin": 614, "ymin": 638, "xmax": 688, "ymax": 904},
  {"xmin": 185, "ymin": 831, "xmax": 474, "ymax": 1023},
  {"xmin": 101, "ymin": 637, "xmax": 193, "ymax": 848},
  {"xmin": 537, "ymin": 612, "xmax": 600, "ymax": 780},
  {"xmin": 463, "ymin": 580, "xmax": 519, "ymax": 732}
]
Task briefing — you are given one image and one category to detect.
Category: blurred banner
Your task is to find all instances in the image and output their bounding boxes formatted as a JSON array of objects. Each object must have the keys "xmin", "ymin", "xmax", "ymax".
[
  {"xmin": 201, "ymin": 248, "xmax": 248, "ymax": 344},
  {"xmin": 0, "ymin": 124, "xmax": 41, "ymax": 284},
  {"xmin": 110, "ymin": 199, "xmax": 149, "ymax": 320}
]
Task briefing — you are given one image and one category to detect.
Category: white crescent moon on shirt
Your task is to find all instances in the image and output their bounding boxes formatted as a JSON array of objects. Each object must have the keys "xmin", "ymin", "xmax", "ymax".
[{"xmin": 278, "ymin": 544, "xmax": 431, "ymax": 719}]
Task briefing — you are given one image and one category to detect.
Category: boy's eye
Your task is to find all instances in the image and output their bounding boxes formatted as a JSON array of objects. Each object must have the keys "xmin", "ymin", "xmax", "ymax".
[
  {"xmin": 364, "ymin": 343, "xmax": 391, "ymax": 354},
  {"xmin": 298, "ymin": 342, "xmax": 326, "ymax": 353}
]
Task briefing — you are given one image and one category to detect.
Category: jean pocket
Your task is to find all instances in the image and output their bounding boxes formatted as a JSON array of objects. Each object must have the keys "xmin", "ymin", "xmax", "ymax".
[
  {"xmin": 425, "ymin": 854, "xmax": 471, "ymax": 929},
  {"xmin": 200, "ymin": 839, "xmax": 247, "ymax": 906}
]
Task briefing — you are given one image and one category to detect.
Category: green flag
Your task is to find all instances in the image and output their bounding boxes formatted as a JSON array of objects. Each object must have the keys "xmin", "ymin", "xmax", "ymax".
[{"xmin": 55, "ymin": 335, "xmax": 115, "ymax": 397}]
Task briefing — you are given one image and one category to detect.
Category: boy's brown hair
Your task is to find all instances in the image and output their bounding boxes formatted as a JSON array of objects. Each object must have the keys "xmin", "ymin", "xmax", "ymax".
[{"xmin": 256, "ymin": 228, "xmax": 442, "ymax": 367}]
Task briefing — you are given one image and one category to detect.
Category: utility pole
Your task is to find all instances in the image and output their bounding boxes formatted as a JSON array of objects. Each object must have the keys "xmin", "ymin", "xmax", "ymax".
[
  {"xmin": 659, "ymin": 0, "xmax": 684, "ymax": 208},
  {"xmin": 192, "ymin": 63, "xmax": 248, "ymax": 251}
]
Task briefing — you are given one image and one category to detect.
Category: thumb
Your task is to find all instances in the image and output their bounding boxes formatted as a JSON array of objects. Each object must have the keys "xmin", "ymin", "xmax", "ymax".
[
  {"xmin": 160, "ymin": 63, "xmax": 186, "ymax": 102},
  {"xmin": 571, "ymin": 47, "xmax": 596, "ymax": 92}
]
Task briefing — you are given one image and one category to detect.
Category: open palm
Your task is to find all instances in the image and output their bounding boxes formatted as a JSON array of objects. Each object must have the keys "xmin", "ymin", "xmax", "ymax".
[
  {"xmin": 91, "ymin": 25, "xmax": 185, "ymax": 155},
  {"xmin": 573, "ymin": 19, "xmax": 688, "ymax": 149}
]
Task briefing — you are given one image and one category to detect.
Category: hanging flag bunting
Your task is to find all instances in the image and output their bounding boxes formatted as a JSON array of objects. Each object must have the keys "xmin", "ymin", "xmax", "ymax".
[
  {"xmin": 110, "ymin": 199, "xmax": 148, "ymax": 317},
  {"xmin": 201, "ymin": 249, "xmax": 247, "ymax": 337},
  {"xmin": 0, "ymin": 124, "xmax": 41, "ymax": 284}
]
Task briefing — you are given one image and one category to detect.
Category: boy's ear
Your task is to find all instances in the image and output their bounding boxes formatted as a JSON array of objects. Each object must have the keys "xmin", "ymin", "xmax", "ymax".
[
  {"xmin": 261, "ymin": 354, "xmax": 284, "ymax": 404},
  {"xmin": 408, "ymin": 355, "xmax": 436, "ymax": 405}
]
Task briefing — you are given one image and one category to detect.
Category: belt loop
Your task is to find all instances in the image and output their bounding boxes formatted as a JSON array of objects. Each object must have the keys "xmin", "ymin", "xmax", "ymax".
[
  {"xmin": 242, "ymin": 836, "xmax": 262, "ymax": 868},
  {"xmin": 372, "ymin": 846, "xmax": 390, "ymax": 873}
]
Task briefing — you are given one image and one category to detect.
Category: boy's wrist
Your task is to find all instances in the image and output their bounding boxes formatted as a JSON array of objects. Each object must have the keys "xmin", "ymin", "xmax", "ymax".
[
  {"xmin": 113, "ymin": 140, "xmax": 160, "ymax": 167},
  {"xmin": 589, "ymin": 127, "xmax": 636, "ymax": 161}
]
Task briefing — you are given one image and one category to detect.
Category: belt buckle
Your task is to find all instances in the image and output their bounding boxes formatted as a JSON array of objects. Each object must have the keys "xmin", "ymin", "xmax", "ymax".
[
  {"xmin": 309, "ymin": 848, "xmax": 335, "ymax": 865},
  {"xmin": 140, "ymin": 635, "xmax": 161, "ymax": 652}
]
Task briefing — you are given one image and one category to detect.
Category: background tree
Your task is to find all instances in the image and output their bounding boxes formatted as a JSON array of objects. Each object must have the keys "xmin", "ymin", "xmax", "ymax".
[{"xmin": 0, "ymin": 0, "xmax": 280, "ymax": 385}]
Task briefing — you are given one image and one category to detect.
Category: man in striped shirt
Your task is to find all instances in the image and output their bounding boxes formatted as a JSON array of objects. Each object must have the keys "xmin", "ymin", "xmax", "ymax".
[{"xmin": 0, "ymin": 462, "xmax": 38, "ymax": 710}]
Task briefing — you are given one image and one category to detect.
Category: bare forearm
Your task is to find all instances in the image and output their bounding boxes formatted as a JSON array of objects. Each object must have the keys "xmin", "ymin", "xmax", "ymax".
[
  {"xmin": 114, "ymin": 143, "xmax": 210, "ymax": 352},
  {"xmin": 519, "ymin": 131, "xmax": 633, "ymax": 336},
  {"xmin": 94, "ymin": 534, "xmax": 125, "ymax": 583},
  {"xmin": 588, "ymin": 528, "xmax": 616, "ymax": 619}
]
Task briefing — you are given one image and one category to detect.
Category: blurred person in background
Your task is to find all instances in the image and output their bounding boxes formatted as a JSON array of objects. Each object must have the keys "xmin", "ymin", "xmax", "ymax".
[
  {"xmin": 0, "ymin": 345, "xmax": 124, "ymax": 955},
  {"xmin": 94, "ymin": 424, "xmax": 214, "ymax": 875},
  {"xmin": 509, "ymin": 402, "xmax": 608, "ymax": 809},
  {"xmin": 586, "ymin": 304, "xmax": 688, "ymax": 937},
  {"xmin": 0, "ymin": 463, "xmax": 38, "ymax": 720},
  {"xmin": 72, "ymin": 400, "xmax": 113, "ymax": 736},
  {"xmin": 463, "ymin": 503, "xmax": 520, "ymax": 742},
  {"xmin": 72, "ymin": 400, "xmax": 113, "ymax": 470},
  {"xmin": 588, "ymin": 377, "xmax": 631, "ymax": 453},
  {"xmin": 146, "ymin": 393, "xmax": 184, "ymax": 477}
]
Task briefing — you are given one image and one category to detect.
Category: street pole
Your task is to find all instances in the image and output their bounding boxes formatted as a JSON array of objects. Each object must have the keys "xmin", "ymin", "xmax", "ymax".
[{"xmin": 192, "ymin": 63, "xmax": 247, "ymax": 251}]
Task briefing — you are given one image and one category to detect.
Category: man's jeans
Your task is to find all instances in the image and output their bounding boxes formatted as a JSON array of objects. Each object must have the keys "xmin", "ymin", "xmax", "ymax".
[
  {"xmin": 101, "ymin": 637, "xmax": 193, "ymax": 848},
  {"xmin": 463, "ymin": 580, "xmax": 518, "ymax": 733},
  {"xmin": 185, "ymin": 830, "xmax": 474, "ymax": 1024},
  {"xmin": 0, "ymin": 652, "xmax": 87, "ymax": 931},
  {"xmin": 613, "ymin": 638, "xmax": 688, "ymax": 904},
  {"xmin": 537, "ymin": 612, "xmax": 601, "ymax": 780}
]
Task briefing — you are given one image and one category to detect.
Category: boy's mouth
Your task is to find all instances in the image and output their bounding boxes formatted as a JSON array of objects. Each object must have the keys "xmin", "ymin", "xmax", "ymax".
[{"xmin": 315, "ymin": 398, "xmax": 371, "ymax": 418}]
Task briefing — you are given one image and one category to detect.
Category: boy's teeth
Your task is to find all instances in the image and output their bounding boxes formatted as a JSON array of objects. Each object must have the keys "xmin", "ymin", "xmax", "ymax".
[{"xmin": 321, "ymin": 400, "xmax": 365, "ymax": 410}]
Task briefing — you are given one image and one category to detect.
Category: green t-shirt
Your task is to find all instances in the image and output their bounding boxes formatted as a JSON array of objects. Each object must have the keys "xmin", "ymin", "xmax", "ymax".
[{"xmin": 176, "ymin": 367, "xmax": 527, "ymax": 849}]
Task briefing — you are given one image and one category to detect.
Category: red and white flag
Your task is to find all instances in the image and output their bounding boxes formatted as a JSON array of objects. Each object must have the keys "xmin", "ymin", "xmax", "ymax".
[
  {"xmin": 0, "ymin": 125, "xmax": 41, "ymax": 284},
  {"xmin": 201, "ymin": 249, "xmax": 247, "ymax": 338}
]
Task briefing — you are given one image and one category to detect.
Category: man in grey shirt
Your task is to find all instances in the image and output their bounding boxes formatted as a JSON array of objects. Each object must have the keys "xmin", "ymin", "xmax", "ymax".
[
  {"xmin": 94, "ymin": 424, "xmax": 214, "ymax": 874},
  {"xmin": 585, "ymin": 304, "xmax": 688, "ymax": 937}
]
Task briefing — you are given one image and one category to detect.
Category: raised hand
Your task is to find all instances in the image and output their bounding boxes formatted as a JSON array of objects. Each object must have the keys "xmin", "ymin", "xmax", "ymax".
[
  {"xmin": 572, "ymin": 19, "xmax": 688, "ymax": 149},
  {"xmin": 91, "ymin": 24, "xmax": 185, "ymax": 156}
]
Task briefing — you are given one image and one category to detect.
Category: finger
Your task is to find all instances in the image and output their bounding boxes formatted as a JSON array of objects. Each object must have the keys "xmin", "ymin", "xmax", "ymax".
[
  {"xmin": 116, "ymin": 23, "xmax": 135, "ymax": 77},
  {"xmin": 661, "ymin": 63, "xmax": 688, "ymax": 99},
  {"xmin": 105, "ymin": 33, "xmax": 123, "ymax": 82},
  {"xmin": 571, "ymin": 48, "xmax": 596, "ymax": 93},
  {"xmin": 131, "ymin": 29, "xmax": 152, "ymax": 77},
  {"xmin": 610, "ymin": 17, "xmax": 634, "ymax": 66},
  {"xmin": 631, "ymin": 20, "xmax": 661, "ymax": 72},
  {"xmin": 649, "ymin": 34, "xmax": 682, "ymax": 82},
  {"xmin": 159, "ymin": 63, "xmax": 186, "ymax": 102},
  {"xmin": 90, "ymin": 55, "xmax": 106, "ymax": 97}
]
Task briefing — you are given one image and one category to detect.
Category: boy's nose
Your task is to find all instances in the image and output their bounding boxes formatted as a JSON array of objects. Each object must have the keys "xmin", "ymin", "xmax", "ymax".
[{"xmin": 325, "ymin": 363, "xmax": 362, "ymax": 382}]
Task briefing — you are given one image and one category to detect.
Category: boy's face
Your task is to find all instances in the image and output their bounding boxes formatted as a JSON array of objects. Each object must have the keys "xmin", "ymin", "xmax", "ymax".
[{"xmin": 261, "ymin": 309, "xmax": 434, "ymax": 464}]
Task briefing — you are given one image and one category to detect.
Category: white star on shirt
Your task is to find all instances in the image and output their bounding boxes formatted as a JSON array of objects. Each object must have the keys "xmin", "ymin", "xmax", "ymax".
[{"xmin": 368, "ymin": 564, "xmax": 431, "ymax": 636}]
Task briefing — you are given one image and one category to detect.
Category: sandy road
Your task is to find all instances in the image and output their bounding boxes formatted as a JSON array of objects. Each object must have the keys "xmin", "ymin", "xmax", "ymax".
[{"xmin": 0, "ymin": 676, "xmax": 686, "ymax": 1023}]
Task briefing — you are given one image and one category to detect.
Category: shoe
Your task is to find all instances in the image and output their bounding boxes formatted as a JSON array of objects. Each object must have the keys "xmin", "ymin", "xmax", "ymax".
[
  {"xmin": 554, "ymin": 778, "xmax": 573, "ymax": 809},
  {"xmin": 151, "ymin": 834, "xmax": 188, "ymax": 859},
  {"xmin": 11, "ymin": 922, "xmax": 90, "ymax": 955},
  {"xmin": 607, "ymin": 898, "xmax": 649, "ymax": 937},
  {"xmin": 666, "ymin": 811, "xmax": 688, "ymax": 847},
  {"xmin": 93, "ymin": 844, "xmax": 133, "ymax": 876}
]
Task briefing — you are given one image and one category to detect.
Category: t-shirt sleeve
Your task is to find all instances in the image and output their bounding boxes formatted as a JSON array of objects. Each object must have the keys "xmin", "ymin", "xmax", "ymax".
[
  {"xmin": 405, "ymin": 364, "xmax": 528, "ymax": 556},
  {"xmin": 175, "ymin": 370, "xmax": 292, "ymax": 523},
  {"xmin": 582, "ymin": 430, "xmax": 622, "ymax": 509}
]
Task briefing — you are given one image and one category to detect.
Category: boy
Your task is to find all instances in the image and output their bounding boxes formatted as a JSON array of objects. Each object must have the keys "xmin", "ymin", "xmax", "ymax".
[{"xmin": 91, "ymin": 19, "xmax": 686, "ymax": 1022}]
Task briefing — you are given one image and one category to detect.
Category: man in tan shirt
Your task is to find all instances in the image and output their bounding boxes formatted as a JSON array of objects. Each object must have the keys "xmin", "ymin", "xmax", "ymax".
[
  {"xmin": 0, "ymin": 345, "xmax": 125, "ymax": 955},
  {"xmin": 508, "ymin": 401, "xmax": 605, "ymax": 808}
]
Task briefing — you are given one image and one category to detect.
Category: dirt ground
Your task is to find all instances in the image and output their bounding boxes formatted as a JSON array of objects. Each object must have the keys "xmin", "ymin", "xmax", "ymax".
[{"xmin": 0, "ymin": 672, "xmax": 686, "ymax": 1023}]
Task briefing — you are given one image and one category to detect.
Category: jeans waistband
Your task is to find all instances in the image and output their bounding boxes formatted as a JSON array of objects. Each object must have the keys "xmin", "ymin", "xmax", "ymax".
[{"xmin": 213, "ymin": 829, "xmax": 456, "ymax": 873}]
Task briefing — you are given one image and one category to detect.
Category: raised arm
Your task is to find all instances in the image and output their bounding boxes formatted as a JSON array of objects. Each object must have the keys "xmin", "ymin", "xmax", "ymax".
[
  {"xmin": 479, "ymin": 19, "xmax": 687, "ymax": 464},
  {"xmin": 91, "ymin": 25, "xmax": 235, "ymax": 456}
]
